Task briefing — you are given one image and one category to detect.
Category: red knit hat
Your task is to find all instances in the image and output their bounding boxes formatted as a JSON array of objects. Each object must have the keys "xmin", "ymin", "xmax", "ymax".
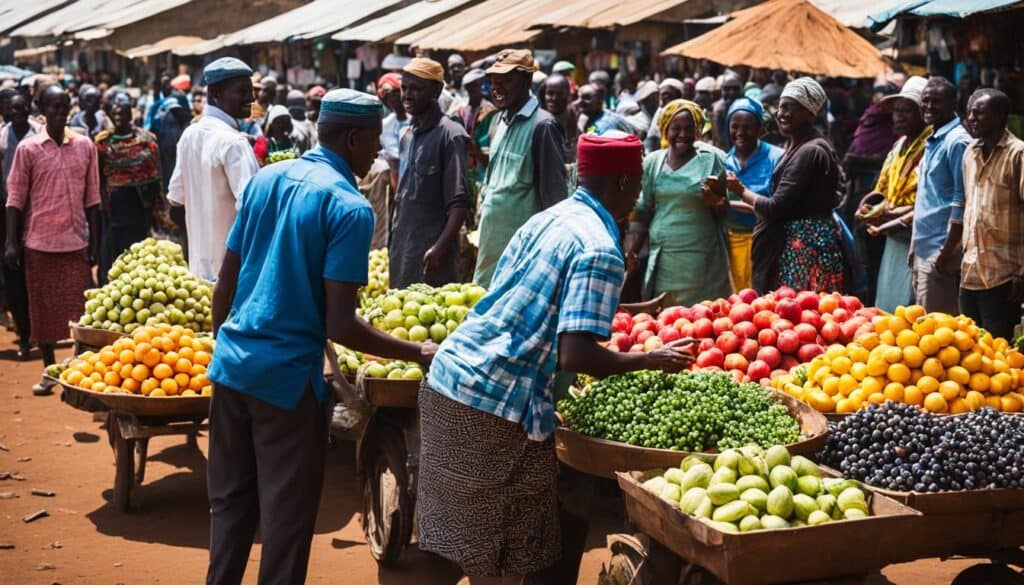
[{"xmin": 577, "ymin": 133, "xmax": 643, "ymax": 177}]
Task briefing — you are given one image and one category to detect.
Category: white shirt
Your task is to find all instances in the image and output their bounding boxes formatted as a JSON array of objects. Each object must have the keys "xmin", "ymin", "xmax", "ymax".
[{"xmin": 167, "ymin": 105, "xmax": 259, "ymax": 281}]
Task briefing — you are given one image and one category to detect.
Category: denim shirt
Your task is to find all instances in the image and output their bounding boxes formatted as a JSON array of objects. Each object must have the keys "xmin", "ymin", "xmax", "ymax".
[{"xmin": 911, "ymin": 117, "xmax": 970, "ymax": 259}]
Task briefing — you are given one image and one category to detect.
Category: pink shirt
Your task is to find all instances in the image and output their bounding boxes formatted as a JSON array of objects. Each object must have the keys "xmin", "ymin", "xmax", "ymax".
[{"xmin": 5, "ymin": 128, "xmax": 100, "ymax": 252}]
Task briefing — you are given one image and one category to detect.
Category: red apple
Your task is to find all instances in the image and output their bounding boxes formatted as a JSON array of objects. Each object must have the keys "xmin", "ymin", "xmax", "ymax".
[
  {"xmin": 776, "ymin": 298, "xmax": 801, "ymax": 323},
  {"xmin": 747, "ymin": 359, "xmax": 772, "ymax": 381},
  {"xmin": 751, "ymin": 296, "xmax": 776, "ymax": 313},
  {"xmin": 729, "ymin": 303, "xmax": 755, "ymax": 324},
  {"xmin": 716, "ymin": 332, "xmax": 741, "ymax": 354},
  {"xmin": 659, "ymin": 327, "xmax": 681, "ymax": 343},
  {"xmin": 841, "ymin": 295, "xmax": 864, "ymax": 312},
  {"xmin": 713, "ymin": 317, "xmax": 734, "ymax": 336},
  {"xmin": 774, "ymin": 286, "xmax": 797, "ymax": 300},
  {"xmin": 724, "ymin": 353, "xmax": 750, "ymax": 372},
  {"xmin": 738, "ymin": 288, "xmax": 759, "ymax": 304},
  {"xmin": 794, "ymin": 323, "xmax": 818, "ymax": 344},
  {"xmin": 634, "ymin": 312, "xmax": 654, "ymax": 323},
  {"xmin": 696, "ymin": 347, "xmax": 725, "ymax": 368},
  {"xmin": 777, "ymin": 329, "xmax": 801, "ymax": 354},
  {"xmin": 757, "ymin": 345, "xmax": 782, "ymax": 368},
  {"xmin": 840, "ymin": 320, "xmax": 861, "ymax": 342},
  {"xmin": 772, "ymin": 318, "xmax": 795, "ymax": 333},
  {"xmin": 612, "ymin": 312, "xmax": 633, "ymax": 333},
  {"xmin": 677, "ymin": 323, "xmax": 695, "ymax": 338},
  {"xmin": 757, "ymin": 328, "xmax": 778, "ymax": 348},
  {"xmin": 820, "ymin": 321, "xmax": 841, "ymax": 343},
  {"xmin": 637, "ymin": 330, "xmax": 655, "ymax": 345},
  {"xmin": 797, "ymin": 343, "xmax": 825, "ymax": 362},
  {"xmin": 781, "ymin": 355, "xmax": 801, "ymax": 370},
  {"xmin": 612, "ymin": 332, "xmax": 633, "ymax": 352},
  {"xmin": 710, "ymin": 299, "xmax": 732, "ymax": 318},
  {"xmin": 698, "ymin": 338, "xmax": 716, "ymax": 352},
  {"xmin": 691, "ymin": 304, "xmax": 712, "ymax": 320},
  {"xmin": 678, "ymin": 307, "xmax": 694, "ymax": 321},
  {"xmin": 631, "ymin": 321, "xmax": 656, "ymax": 338},
  {"xmin": 728, "ymin": 293, "xmax": 742, "ymax": 305},
  {"xmin": 692, "ymin": 318, "xmax": 714, "ymax": 339},
  {"xmin": 753, "ymin": 310, "xmax": 777, "ymax": 330},
  {"xmin": 732, "ymin": 321, "xmax": 757, "ymax": 340},
  {"xmin": 800, "ymin": 310, "xmax": 822, "ymax": 329},
  {"xmin": 796, "ymin": 290, "xmax": 820, "ymax": 311},
  {"xmin": 832, "ymin": 308, "xmax": 851, "ymax": 323},
  {"xmin": 739, "ymin": 338, "xmax": 760, "ymax": 361}
]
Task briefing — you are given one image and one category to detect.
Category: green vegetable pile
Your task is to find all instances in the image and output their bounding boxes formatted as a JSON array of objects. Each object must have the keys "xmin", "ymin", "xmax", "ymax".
[
  {"xmin": 643, "ymin": 446, "xmax": 871, "ymax": 533},
  {"xmin": 557, "ymin": 371, "xmax": 801, "ymax": 451}
]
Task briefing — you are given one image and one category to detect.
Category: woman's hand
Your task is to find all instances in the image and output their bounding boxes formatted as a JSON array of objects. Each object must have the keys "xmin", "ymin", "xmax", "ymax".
[
  {"xmin": 700, "ymin": 177, "xmax": 727, "ymax": 215},
  {"xmin": 725, "ymin": 172, "xmax": 746, "ymax": 197}
]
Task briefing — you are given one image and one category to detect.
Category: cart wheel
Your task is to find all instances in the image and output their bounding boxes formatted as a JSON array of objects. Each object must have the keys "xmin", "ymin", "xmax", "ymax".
[
  {"xmin": 361, "ymin": 424, "xmax": 413, "ymax": 567},
  {"xmin": 951, "ymin": 563, "xmax": 1024, "ymax": 585},
  {"xmin": 113, "ymin": 432, "xmax": 135, "ymax": 512},
  {"xmin": 134, "ymin": 438, "xmax": 149, "ymax": 484}
]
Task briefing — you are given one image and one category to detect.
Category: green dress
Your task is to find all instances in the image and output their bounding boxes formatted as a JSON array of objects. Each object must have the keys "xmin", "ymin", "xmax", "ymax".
[{"xmin": 636, "ymin": 146, "xmax": 732, "ymax": 305}]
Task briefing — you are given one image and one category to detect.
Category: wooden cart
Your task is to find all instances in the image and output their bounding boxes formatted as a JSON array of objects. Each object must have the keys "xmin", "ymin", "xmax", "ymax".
[
  {"xmin": 59, "ymin": 382, "xmax": 208, "ymax": 512},
  {"xmin": 556, "ymin": 390, "xmax": 830, "ymax": 479}
]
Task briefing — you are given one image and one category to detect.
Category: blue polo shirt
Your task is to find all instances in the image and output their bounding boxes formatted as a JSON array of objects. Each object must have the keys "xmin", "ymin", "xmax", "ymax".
[
  {"xmin": 725, "ymin": 140, "xmax": 784, "ymax": 230},
  {"xmin": 208, "ymin": 146, "xmax": 374, "ymax": 410},
  {"xmin": 911, "ymin": 117, "xmax": 970, "ymax": 259}
]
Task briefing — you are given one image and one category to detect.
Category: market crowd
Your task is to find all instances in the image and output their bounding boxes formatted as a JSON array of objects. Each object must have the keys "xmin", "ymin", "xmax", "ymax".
[{"xmin": 0, "ymin": 46, "xmax": 1022, "ymax": 584}]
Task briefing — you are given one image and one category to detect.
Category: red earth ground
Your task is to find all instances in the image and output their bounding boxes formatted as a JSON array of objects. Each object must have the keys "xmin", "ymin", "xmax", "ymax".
[{"xmin": 0, "ymin": 327, "xmax": 982, "ymax": 584}]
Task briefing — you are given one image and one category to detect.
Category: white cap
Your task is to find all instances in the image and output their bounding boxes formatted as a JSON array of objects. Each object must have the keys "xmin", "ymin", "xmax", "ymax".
[
  {"xmin": 881, "ymin": 75, "xmax": 928, "ymax": 109},
  {"xmin": 633, "ymin": 80, "xmax": 659, "ymax": 102},
  {"xmin": 695, "ymin": 76, "xmax": 716, "ymax": 92}
]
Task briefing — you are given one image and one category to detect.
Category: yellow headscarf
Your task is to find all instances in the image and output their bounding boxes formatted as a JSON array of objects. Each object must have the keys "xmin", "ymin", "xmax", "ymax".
[{"xmin": 658, "ymin": 99, "xmax": 705, "ymax": 149}]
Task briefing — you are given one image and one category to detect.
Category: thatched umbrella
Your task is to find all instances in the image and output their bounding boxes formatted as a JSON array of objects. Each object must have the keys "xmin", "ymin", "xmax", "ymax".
[{"xmin": 661, "ymin": 0, "xmax": 888, "ymax": 78}]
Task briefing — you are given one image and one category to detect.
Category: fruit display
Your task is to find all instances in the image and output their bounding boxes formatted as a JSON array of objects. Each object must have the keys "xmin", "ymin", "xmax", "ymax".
[
  {"xmin": 59, "ymin": 324, "xmax": 214, "ymax": 397},
  {"xmin": 823, "ymin": 402, "xmax": 1024, "ymax": 492},
  {"xmin": 360, "ymin": 282, "xmax": 487, "ymax": 343},
  {"xmin": 557, "ymin": 371, "xmax": 801, "ymax": 451},
  {"xmin": 266, "ymin": 149, "xmax": 298, "ymax": 164},
  {"xmin": 332, "ymin": 345, "xmax": 422, "ymax": 380},
  {"xmin": 360, "ymin": 249, "xmax": 389, "ymax": 304},
  {"xmin": 78, "ymin": 238, "xmax": 213, "ymax": 334},
  {"xmin": 642, "ymin": 445, "xmax": 872, "ymax": 532},
  {"xmin": 608, "ymin": 288, "xmax": 882, "ymax": 383},
  {"xmin": 771, "ymin": 305, "xmax": 1024, "ymax": 414}
]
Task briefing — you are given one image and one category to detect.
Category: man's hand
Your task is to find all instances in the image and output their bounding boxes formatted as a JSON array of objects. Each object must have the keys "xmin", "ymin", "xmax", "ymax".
[
  {"xmin": 934, "ymin": 250, "xmax": 959, "ymax": 276},
  {"xmin": 907, "ymin": 248, "xmax": 915, "ymax": 269},
  {"xmin": 422, "ymin": 245, "xmax": 444, "ymax": 277},
  {"xmin": 642, "ymin": 338, "xmax": 696, "ymax": 373},
  {"xmin": 725, "ymin": 171, "xmax": 745, "ymax": 197},
  {"xmin": 418, "ymin": 341, "xmax": 438, "ymax": 367},
  {"xmin": 4, "ymin": 241, "xmax": 22, "ymax": 271},
  {"xmin": 1011, "ymin": 274, "xmax": 1024, "ymax": 304}
]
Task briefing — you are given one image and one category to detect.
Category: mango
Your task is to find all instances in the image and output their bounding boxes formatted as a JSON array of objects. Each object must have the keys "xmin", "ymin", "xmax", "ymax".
[
  {"xmin": 791, "ymin": 455, "xmax": 821, "ymax": 477},
  {"xmin": 739, "ymin": 515, "xmax": 763, "ymax": 532},
  {"xmin": 680, "ymin": 463, "xmax": 713, "ymax": 491},
  {"xmin": 808, "ymin": 510, "xmax": 831, "ymax": 526},
  {"xmin": 767, "ymin": 485, "xmax": 794, "ymax": 518},
  {"xmin": 760, "ymin": 514, "xmax": 790, "ymax": 529},
  {"xmin": 766, "ymin": 445, "xmax": 791, "ymax": 469},
  {"xmin": 740, "ymin": 488, "xmax": 769, "ymax": 513},
  {"xmin": 769, "ymin": 465, "xmax": 799, "ymax": 492},
  {"xmin": 797, "ymin": 475, "xmax": 822, "ymax": 497},
  {"xmin": 708, "ymin": 483, "xmax": 740, "ymax": 506},
  {"xmin": 792, "ymin": 493, "xmax": 819, "ymax": 521},
  {"xmin": 680, "ymin": 487, "xmax": 708, "ymax": 514},
  {"xmin": 736, "ymin": 475, "xmax": 770, "ymax": 493},
  {"xmin": 713, "ymin": 500, "xmax": 753, "ymax": 523}
]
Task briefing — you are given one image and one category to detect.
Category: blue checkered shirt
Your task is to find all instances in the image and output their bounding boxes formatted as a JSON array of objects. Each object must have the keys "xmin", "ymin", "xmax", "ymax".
[{"xmin": 427, "ymin": 188, "xmax": 625, "ymax": 441}]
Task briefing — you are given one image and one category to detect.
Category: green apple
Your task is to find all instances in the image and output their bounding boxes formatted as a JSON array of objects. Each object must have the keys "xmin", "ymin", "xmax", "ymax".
[
  {"xmin": 409, "ymin": 325, "xmax": 429, "ymax": 342},
  {"xmin": 366, "ymin": 363, "xmax": 388, "ymax": 378},
  {"xmin": 403, "ymin": 300, "xmax": 421, "ymax": 316},
  {"xmin": 384, "ymin": 309, "xmax": 405, "ymax": 330},
  {"xmin": 404, "ymin": 315, "xmax": 421, "ymax": 329},
  {"xmin": 444, "ymin": 292, "xmax": 466, "ymax": 306},
  {"xmin": 391, "ymin": 327, "xmax": 409, "ymax": 341},
  {"xmin": 429, "ymin": 323, "xmax": 448, "ymax": 343},
  {"xmin": 403, "ymin": 367, "xmax": 423, "ymax": 380},
  {"xmin": 418, "ymin": 304, "xmax": 437, "ymax": 325}
]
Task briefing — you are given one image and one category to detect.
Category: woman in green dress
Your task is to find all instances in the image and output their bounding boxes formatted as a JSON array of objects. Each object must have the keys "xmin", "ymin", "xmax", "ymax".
[{"xmin": 627, "ymin": 99, "xmax": 732, "ymax": 305}]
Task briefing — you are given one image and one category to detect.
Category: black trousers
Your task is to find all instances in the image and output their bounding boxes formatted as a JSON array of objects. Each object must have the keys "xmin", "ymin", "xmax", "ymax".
[
  {"xmin": 206, "ymin": 385, "xmax": 329, "ymax": 585},
  {"xmin": 960, "ymin": 283, "xmax": 1021, "ymax": 341}
]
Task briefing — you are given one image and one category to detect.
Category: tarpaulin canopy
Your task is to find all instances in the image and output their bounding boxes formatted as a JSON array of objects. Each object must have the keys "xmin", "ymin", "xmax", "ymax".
[
  {"xmin": 121, "ymin": 35, "xmax": 205, "ymax": 58},
  {"xmin": 396, "ymin": 0, "xmax": 559, "ymax": 51},
  {"xmin": 9, "ymin": 0, "xmax": 193, "ymax": 38},
  {"xmin": 868, "ymin": 0, "xmax": 1024, "ymax": 30},
  {"xmin": 661, "ymin": 0, "xmax": 888, "ymax": 79},
  {"xmin": 807, "ymin": 0, "xmax": 909, "ymax": 28},
  {"xmin": 332, "ymin": 0, "xmax": 477, "ymax": 43},
  {"xmin": 529, "ymin": 0, "xmax": 695, "ymax": 29},
  {"xmin": 0, "ymin": 0, "xmax": 75, "ymax": 35}
]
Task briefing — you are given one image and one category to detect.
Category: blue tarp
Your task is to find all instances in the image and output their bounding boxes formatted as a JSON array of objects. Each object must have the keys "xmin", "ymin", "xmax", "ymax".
[
  {"xmin": 868, "ymin": 0, "xmax": 1023, "ymax": 30},
  {"xmin": 0, "ymin": 65, "xmax": 37, "ymax": 80}
]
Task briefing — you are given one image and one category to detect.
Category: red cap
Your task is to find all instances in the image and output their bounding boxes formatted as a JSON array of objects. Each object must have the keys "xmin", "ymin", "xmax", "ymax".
[{"xmin": 577, "ymin": 133, "xmax": 644, "ymax": 177}]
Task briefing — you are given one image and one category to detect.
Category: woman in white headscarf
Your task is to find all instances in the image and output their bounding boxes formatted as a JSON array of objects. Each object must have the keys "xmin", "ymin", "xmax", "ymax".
[{"xmin": 731, "ymin": 77, "xmax": 844, "ymax": 293}]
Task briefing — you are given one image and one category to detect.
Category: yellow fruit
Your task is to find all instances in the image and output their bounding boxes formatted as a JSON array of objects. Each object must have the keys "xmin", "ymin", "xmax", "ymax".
[
  {"xmin": 861, "ymin": 376, "xmax": 884, "ymax": 396},
  {"xmin": 831, "ymin": 356, "xmax": 852, "ymax": 375},
  {"xmin": 160, "ymin": 378, "xmax": 179, "ymax": 396},
  {"xmin": 822, "ymin": 377, "xmax": 840, "ymax": 396},
  {"xmin": 189, "ymin": 374, "xmax": 208, "ymax": 392},
  {"xmin": 850, "ymin": 362, "xmax": 869, "ymax": 381},
  {"xmin": 968, "ymin": 373, "xmax": 991, "ymax": 393},
  {"xmin": 880, "ymin": 330, "xmax": 897, "ymax": 346},
  {"xmin": 888, "ymin": 363, "xmax": 911, "ymax": 384},
  {"xmin": 140, "ymin": 378, "xmax": 158, "ymax": 396},
  {"xmin": 918, "ymin": 334, "xmax": 940, "ymax": 356},
  {"xmin": 981, "ymin": 356, "xmax": 994, "ymax": 375},
  {"xmin": 826, "ymin": 345, "xmax": 845, "ymax": 360},
  {"xmin": 174, "ymin": 373, "xmax": 191, "ymax": 389},
  {"xmin": 1000, "ymin": 395, "xmax": 1022, "ymax": 413},
  {"xmin": 857, "ymin": 332, "xmax": 880, "ymax": 350},
  {"xmin": 1008, "ymin": 350, "xmax": 1024, "ymax": 369},
  {"xmin": 910, "ymin": 369, "xmax": 924, "ymax": 384},
  {"xmin": 949, "ymin": 398, "xmax": 970, "ymax": 414},
  {"xmin": 946, "ymin": 366, "xmax": 970, "ymax": 386},
  {"xmin": 990, "ymin": 372, "xmax": 1012, "ymax": 395},
  {"xmin": 883, "ymin": 346, "xmax": 903, "ymax": 364},
  {"xmin": 902, "ymin": 346, "xmax": 925, "ymax": 369},
  {"xmin": 808, "ymin": 390, "xmax": 836, "ymax": 412},
  {"xmin": 904, "ymin": 385, "xmax": 924, "ymax": 406},
  {"xmin": 993, "ymin": 359, "xmax": 1009, "ymax": 374},
  {"xmin": 103, "ymin": 371, "xmax": 122, "ymax": 387},
  {"xmin": 838, "ymin": 374, "xmax": 858, "ymax": 396},
  {"xmin": 953, "ymin": 330, "xmax": 975, "ymax": 352},
  {"xmin": 904, "ymin": 305, "xmax": 926, "ymax": 323},
  {"xmin": 921, "ymin": 358, "xmax": 945, "ymax": 379},
  {"xmin": 153, "ymin": 363, "xmax": 173, "ymax": 380},
  {"xmin": 201, "ymin": 386, "xmax": 213, "ymax": 397},
  {"xmin": 181, "ymin": 389, "xmax": 198, "ymax": 396},
  {"xmin": 92, "ymin": 381, "xmax": 107, "ymax": 393},
  {"xmin": 938, "ymin": 346, "xmax": 961, "ymax": 368},
  {"xmin": 98, "ymin": 350, "xmax": 117, "ymax": 366},
  {"xmin": 889, "ymin": 316, "xmax": 911, "ymax": 333},
  {"xmin": 924, "ymin": 393, "xmax": 948, "ymax": 413},
  {"xmin": 896, "ymin": 330, "xmax": 919, "ymax": 349},
  {"xmin": 66, "ymin": 370, "xmax": 85, "ymax": 386},
  {"xmin": 848, "ymin": 388, "xmax": 867, "ymax": 408},
  {"xmin": 866, "ymin": 358, "xmax": 888, "ymax": 377},
  {"xmin": 934, "ymin": 327, "xmax": 955, "ymax": 347},
  {"xmin": 939, "ymin": 380, "xmax": 962, "ymax": 401},
  {"xmin": 868, "ymin": 392, "xmax": 887, "ymax": 405},
  {"xmin": 883, "ymin": 383, "xmax": 905, "ymax": 403},
  {"xmin": 965, "ymin": 390, "xmax": 986, "ymax": 411},
  {"xmin": 917, "ymin": 376, "xmax": 940, "ymax": 395},
  {"xmin": 914, "ymin": 316, "xmax": 937, "ymax": 336},
  {"xmin": 986, "ymin": 395, "xmax": 1004, "ymax": 409},
  {"xmin": 874, "ymin": 315, "xmax": 891, "ymax": 334},
  {"xmin": 814, "ymin": 368, "xmax": 832, "ymax": 385},
  {"xmin": 835, "ymin": 398, "xmax": 857, "ymax": 413},
  {"xmin": 150, "ymin": 388, "xmax": 167, "ymax": 397},
  {"xmin": 174, "ymin": 358, "xmax": 193, "ymax": 374},
  {"xmin": 122, "ymin": 379, "xmax": 140, "ymax": 394},
  {"xmin": 118, "ymin": 349, "xmax": 135, "ymax": 365},
  {"xmin": 142, "ymin": 348, "xmax": 161, "ymax": 368}
]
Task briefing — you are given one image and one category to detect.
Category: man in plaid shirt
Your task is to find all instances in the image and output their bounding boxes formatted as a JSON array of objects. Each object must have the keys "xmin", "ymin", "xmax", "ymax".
[{"xmin": 418, "ymin": 133, "xmax": 694, "ymax": 585}]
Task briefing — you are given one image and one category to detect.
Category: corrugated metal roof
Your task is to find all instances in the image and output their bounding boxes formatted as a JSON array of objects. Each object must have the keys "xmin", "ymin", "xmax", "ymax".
[
  {"xmin": 396, "ymin": 0, "xmax": 557, "ymax": 51},
  {"xmin": 295, "ymin": 0, "xmax": 409, "ymax": 39},
  {"xmin": 807, "ymin": 0, "xmax": 908, "ymax": 28},
  {"xmin": 662, "ymin": 0, "xmax": 887, "ymax": 78},
  {"xmin": 869, "ymin": 0, "xmax": 1022, "ymax": 28},
  {"xmin": 224, "ymin": 0, "xmax": 401, "ymax": 45},
  {"xmin": 10, "ymin": 0, "xmax": 193, "ymax": 38},
  {"xmin": 529, "ymin": 0, "xmax": 693, "ymax": 29},
  {"xmin": 121, "ymin": 35, "xmax": 205, "ymax": 58},
  {"xmin": 331, "ymin": 0, "xmax": 477, "ymax": 43},
  {"xmin": 0, "ymin": 1, "xmax": 75, "ymax": 35}
]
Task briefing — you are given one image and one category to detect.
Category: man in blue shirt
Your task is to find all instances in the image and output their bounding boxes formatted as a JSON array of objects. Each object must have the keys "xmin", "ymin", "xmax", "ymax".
[
  {"xmin": 911, "ymin": 77, "xmax": 970, "ymax": 314},
  {"xmin": 205, "ymin": 89, "xmax": 434, "ymax": 585},
  {"xmin": 417, "ymin": 134, "xmax": 693, "ymax": 585}
]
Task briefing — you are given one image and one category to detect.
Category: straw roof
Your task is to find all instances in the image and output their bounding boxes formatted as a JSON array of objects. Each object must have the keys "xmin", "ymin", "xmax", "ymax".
[{"xmin": 661, "ymin": 0, "xmax": 888, "ymax": 78}]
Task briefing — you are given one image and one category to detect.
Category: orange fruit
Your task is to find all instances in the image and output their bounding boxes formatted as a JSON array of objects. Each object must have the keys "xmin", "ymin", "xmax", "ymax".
[
  {"xmin": 181, "ymin": 389, "xmax": 198, "ymax": 397},
  {"xmin": 850, "ymin": 362, "xmax": 868, "ymax": 381},
  {"xmin": 1001, "ymin": 395, "xmax": 1023, "ymax": 412},
  {"xmin": 939, "ymin": 380, "xmax": 962, "ymax": 401},
  {"xmin": 883, "ymin": 382, "xmax": 905, "ymax": 403},
  {"xmin": 861, "ymin": 376, "xmax": 884, "ymax": 395},
  {"xmin": 953, "ymin": 330, "xmax": 975, "ymax": 352},
  {"xmin": 808, "ymin": 390, "xmax": 836, "ymax": 412},
  {"xmin": 189, "ymin": 364, "xmax": 206, "ymax": 376},
  {"xmin": 947, "ymin": 366, "xmax": 970, "ymax": 386},
  {"xmin": 914, "ymin": 316, "xmax": 937, "ymax": 336},
  {"xmin": 99, "ymin": 350, "xmax": 117, "ymax": 366},
  {"xmin": 1007, "ymin": 350, "xmax": 1024, "ymax": 369},
  {"xmin": 178, "ymin": 346, "xmax": 195, "ymax": 362},
  {"xmin": 904, "ymin": 305, "xmax": 926, "ymax": 323},
  {"xmin": 91, "ymin": 381, "xmax": 107, "ymax": 393},
  {"xmin": 161, "ymin": 351, "xmax": 180, "ymax": 366},
  {"xmin": 835, "ymin": 398, "xmax": 857, "ymax": 413},
  {"xmin": 189, "ymin": 374, "xmax": 208, "ymax": 392},
  {"xmin": 822, "ymin": 377, "xmax": 840, "ymax": 396},
  {"xmin": 880, "ymin": 330, "xmax": 897, "ymax": 346},
  {"xmin": 883, "ymin": 346, "xmax": 903, "ymax": 364},
  {"xmin": 118, "ymin": 349, "xmax": 135, "ymax": 365},
  {"xmin": 90, "ymin": 372, "xmax": 103, "ymax": 383},
  {"xmin": 174, "ymin": 373, "xmax": 190, "ymax": 389},
  {"xmin": 968, "ymin": 373, "xmax": 990, "ymax": 393},
  {"xmin": 902, "ymin": 346, "xmax": 925, "ymax": 369},
  {"xmin": 990, "ymin": 372, "xmax": 1012, "ymax": 395},
  {"xmin": 934, "ymin": 327, "xmax": 955, "ymax": 347},
  {"xmin": 848, "ymin": 388, "xmax": 867, "ymax": 408},
  {"xmin": 122, "ymin": 379, "xmax": 140, "ymax": 394},
  {"xmin": 133, "ymin": 328, "xmax": 152, "ymax": 344},
  {"xmin": 924, "ymin": 392, "xmax": 948, "ymax": 413},
  {"xmin": 838, "ymin": 374, "xmax": 858, "ymax": 396},
  {"xmin": 150, "ymin": 388, "xmax": 167, "ymax": 397},
  {"xmin": 153, "ymin": 363, "xmax": 173, "ymax": 380},
  {"xmin": 140, "ymin": 378, "xmax": 159, "ymax": 396},
  {"xmin": 874, "ymin": 315, "xmax": 891, "ymax": 334},
  {"xmin": 142, "ymin": 348, "xmax": 162, "ymax": 368},
  {"xmin": 201, "ymin": 386, "xmax": 213, "ymax": 397},
  {"xmin": 868, "ymin": 392, "xmax": 887, "ymax": 405},
  {"xmin": 160, "ymin": 378, "xmax": 179, "ymax": 395},
  {"xmin": 949, "ymin": 398, "xmax": 970, "ymax": 414},
  {"xmin": 938, "ymin": 346, "xmax": 961, "ymax": 368},
  {"xmin": 889, "ymin": 316, "xmax": 911, "ymax": 333},
  {"xmin": 94, "ymin": 362, "xmax": 108, "ymax": 376},
  {"xmin": 896, "ymin": 329, "xmax": 920, "ymax": 348},
  {"xmin": 922, "ymin": 358, "xmax": 945, "ymax": 379},
  {"xmin": 103, "ymin": 371, "xmax": 122, "ymax": 387},
  {"xmin": 918, "ymin": 334, "xmax": 940, "ymax": 356},
  {"xmin": 856, "ymin": 332, "xmax": 880, "ymax": 350},
  {"xmin": 131, "ymin": 364, "xmax": 150, "ymax": 382},
  {"xmin": 904, "ymin": 385, "xmax": 924, "ymax": 406},
  {"xmin": 866, "ymin": 358, "xmax": 888, "ymax": 377},
  {"xmin": 831, "ymin": 356, "xmax": 852, "ymax": 375},
  {"xmin": 66, "ymin": 370, "xmax": 85, "ymax": 386},
  {"xmin": 917, "ymin": 375, "xmax": 940, "ymax": 395},
  {"xmin": 174, "ymin": 358, "xmax": 192, "ymax": 374},
  {"xmin": 965, "ymin": 390, "xmax": 986, "ymax": 410},
  {"xmin": 119, "ymin": 364, "xmax": 134, "ymax": 380},
  {"xmin": 888, "ymin": 363, "xmax": 911, "ymax": 384}
]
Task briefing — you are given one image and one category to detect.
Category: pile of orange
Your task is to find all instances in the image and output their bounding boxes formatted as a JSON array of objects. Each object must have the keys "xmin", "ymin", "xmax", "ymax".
[
  {"xmin": 772, "ymin": 305, "xmax": 1024, "ymax": 414},
  {"xmin": 60, "ymin": 324, "xmax": 214, "ymax": 397}
]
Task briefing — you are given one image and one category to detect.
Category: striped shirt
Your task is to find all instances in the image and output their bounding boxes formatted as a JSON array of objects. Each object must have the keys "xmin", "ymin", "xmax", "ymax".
[
  {"xmin": 427, "ymin": 188, "xmax": 625, "ymax": 441},
  {"xmin": 5, "ymin": 128, "xmax": 100, "ymax": 252}
]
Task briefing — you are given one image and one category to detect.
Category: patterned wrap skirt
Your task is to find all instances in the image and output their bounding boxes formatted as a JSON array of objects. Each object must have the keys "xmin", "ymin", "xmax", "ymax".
[
  {"xmin": 24, "ymin": 247, "xmax": 94, "ymax": 344},
  {"xmin": 417, "ymin": 384, "xmax": 560, "ymax": 577},
  {"xmin": 774, "ymin": 216, "xmax": 845, "ymax": 293}
]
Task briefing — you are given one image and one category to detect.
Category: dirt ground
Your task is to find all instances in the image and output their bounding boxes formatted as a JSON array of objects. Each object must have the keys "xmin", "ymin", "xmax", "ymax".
[{"xmin": 0, "ymin": 326, "xmax": 983, "ymax": 584}]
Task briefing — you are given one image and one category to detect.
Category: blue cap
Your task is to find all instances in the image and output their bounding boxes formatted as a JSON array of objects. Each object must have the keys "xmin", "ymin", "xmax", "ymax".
[
  {"xmin": 318, "ymin": 88, "xmax": 382, "ymax": 127},
  {"xmin": 203, "ymin": 57, "xmax": 253, "ymax": 87},
  {"xmin": 727, "ymin": 96, "xmax": 765, "ymax": 125}
]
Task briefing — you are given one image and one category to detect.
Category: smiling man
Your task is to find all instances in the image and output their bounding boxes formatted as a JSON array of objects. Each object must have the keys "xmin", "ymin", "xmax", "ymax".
[
  {"xmin": 167, "ymin": 57, "xmax": 260, "ymax": 281},
  {"xmin": 388, "ymin": 57, "xmax": 470, "ymax": 288},
  {"xmin": 473, "ymin": 49, "xmax": 567, "ymax": 287}
]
